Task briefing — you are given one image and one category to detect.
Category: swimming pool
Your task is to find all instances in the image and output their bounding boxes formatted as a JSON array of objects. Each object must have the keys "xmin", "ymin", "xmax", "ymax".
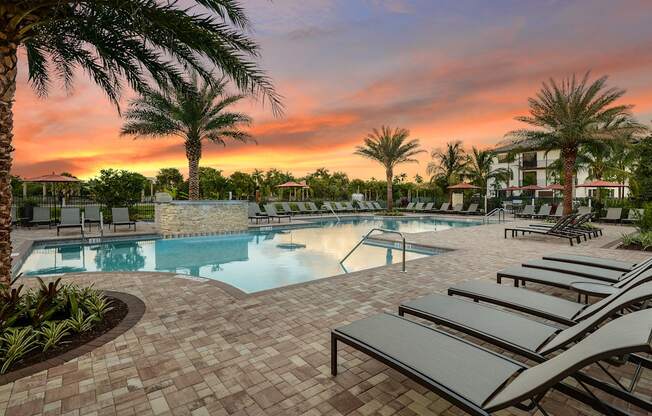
[{"xmin": 18, "ymin": 217, "xmax": 479, "ymax": 293}]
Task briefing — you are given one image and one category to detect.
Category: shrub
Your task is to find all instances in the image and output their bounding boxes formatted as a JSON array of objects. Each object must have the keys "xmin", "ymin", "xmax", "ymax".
[
  {"xmin": 622, "ymin": 231, "xmax": 652, "ymax": 251},
  {"xmin": 635, "ymin": 203, "xmax": 652, "ymax": 233},
  {"xmin": 0, "ymin": 327, "xmax": 39, "ymax": 374}
]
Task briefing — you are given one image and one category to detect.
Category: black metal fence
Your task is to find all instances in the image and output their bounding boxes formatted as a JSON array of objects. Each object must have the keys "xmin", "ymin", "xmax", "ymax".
[{"xmin": 11, "ymin": 196, "xmax": 155, "ymax": 223}]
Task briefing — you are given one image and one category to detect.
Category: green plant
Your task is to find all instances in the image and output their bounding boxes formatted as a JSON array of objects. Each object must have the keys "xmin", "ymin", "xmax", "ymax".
[
  {"xmin": 83, "ymin": 293, "xmax": 113, "ymax": 320},
  {"xmin": 621, "ymin": 232, "xmax": 652, "ymax": 251},
  {"xmin": 66, "ymin": 310, "xmax": 98, "ymax": 333},
  {"xmin": 0, "ymin": 327, "xmax": 39, "ymax": 374},
  {"xmin": 0, "ymin": 275, "xmax": 26, "ymax": 331},
  {"xmin": 38, "ymin": 321, "xmax": 71, "ymax": 353},
  {"xmin": 635, "ymin": 204, "xmax": 652, "ymax": 233},
  {"xmin": 26, "ymin": 278, "xmax": 64, "ymax": 327}
]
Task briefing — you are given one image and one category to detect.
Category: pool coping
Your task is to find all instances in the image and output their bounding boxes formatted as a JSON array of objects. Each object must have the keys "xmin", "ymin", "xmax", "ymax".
[{"xmin": 0, "ymin": 291, "xmax": 146, "ymax": 385}]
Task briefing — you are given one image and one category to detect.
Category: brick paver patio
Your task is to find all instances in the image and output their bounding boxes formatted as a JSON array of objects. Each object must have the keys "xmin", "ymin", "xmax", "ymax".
[{"xmin": 2, "ymin": 217, "xmax": 649, "ymax": 415}]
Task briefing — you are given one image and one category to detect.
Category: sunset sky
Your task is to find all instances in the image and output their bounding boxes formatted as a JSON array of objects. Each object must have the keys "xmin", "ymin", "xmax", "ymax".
[{"xmin": 11, "ymin": 0, "xmax": 652, "ymax": 181}]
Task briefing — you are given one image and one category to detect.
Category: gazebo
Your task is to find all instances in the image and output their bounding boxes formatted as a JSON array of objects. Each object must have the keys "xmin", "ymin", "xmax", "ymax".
[
  {"xmin": 276, "ymin": 181, "xmax": 309, "ymax": 201},
  {"xmin": 23, "ymin": 173, "xmax": 80, "ymax": 197}
]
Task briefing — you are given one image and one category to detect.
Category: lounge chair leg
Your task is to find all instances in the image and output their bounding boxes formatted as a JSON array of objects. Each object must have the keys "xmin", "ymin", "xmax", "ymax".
[
  {"xmin": 330, "ymin": 333, "xmax": 338, "ymax": 376},
  {"xmin": 398, "ymin": 307, "xmax": 405, "ymax": 317}
]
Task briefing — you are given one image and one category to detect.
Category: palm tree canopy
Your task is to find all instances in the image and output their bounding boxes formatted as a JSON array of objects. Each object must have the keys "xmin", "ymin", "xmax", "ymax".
[
  {"xmin": 8, "ymin": 0, "xmax": 282, "ymax": 113},
  {"xmin": 506, "ymin": 72, "xmax": 646, "ymax": 150},
  {"xmin": 354, "ymin": 126, "xmax": 425, "ymax": 171},
  {"xmin": 120, "ymin": 75, "xmax": 253, "ymax": 146},
  {"xmin": 427, "ymin": 140, "xmax": 467, "ymax": 184},
  {"xmin": 465, "ymin": 147, "xmax": 511, "ymax": 189}
]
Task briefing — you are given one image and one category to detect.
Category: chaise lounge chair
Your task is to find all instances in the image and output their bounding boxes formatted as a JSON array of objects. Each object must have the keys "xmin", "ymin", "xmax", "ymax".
[
  {"xmin": 248, "ymin": 203, "xmax": 270, "ymax": 224},
  {"xmin": 420, "ymin": 202, "xmax": 434, "ymax": 213},
  {"xmin": 542, "ymin": 252, "xmax": 639, "ymax": 272},
  {"xmin": 599, "ymin": 207, "xmax": 622, "ymax": 223},
  {"xmin": 433, "ymin": 202, "xmax": 450, "ymax": 213},
  {"xmin": 84, "ymin": 206, "xmax": 102, "ymax": 229},
  {"xmin": 516, "ymin": 204, "xmax": 535, "ymax": 218},
  {"xmin": 448, "ymin": 267, "xmax": 652, "ymax": 325},
  {"xmin": 504, "ymin": 215, "xmax": 582, "ymax": 246},
  {"xmin": 111, "ymin": 207, "xmax": 136, "ymax": 231},
  {"xmin": 263, "ymin": 204, "xmax": 291, "ymax": 222},
  {"xmin": 331, "ymin": 309, "xmax": 651, "ymax": 416},
  {"xmin": 399, "ymin": 202, "xmax": 415, "ymax": 211},
  {"xmin": 460, "ymin": 203, "xmax": 480, "ymax": 215},
  {"xmin": 449, "ymin": 203, "xmax": 463, "ymax": 214},
  {"xmin": 576, "ymin": 206, "xmax": 592, "ymax": 215},
  {"xmin": 30, "ymin": 207, "xmax": 52, "ymax": 228},
  {"xmin": 306, "ymin": 202, "xmax": 326, "ymax": 214},
  {"xmin": 57, "ymin": 207, "xmax": 84, "ymax": 237},
  {"xmin": 531, "ymin": 204, "xmax": 551, "ymax": 219},
  {"xmin": 623, "ymin": 208, "xmax": 644, "ymax": 224},
  {"xmin": 411, "ymin": 202, "xmax": 424, "ymax": 212},
  {"xmin": 281, "ymin": 202, "xmax": 301, "ymax": 216},
  {"xmin": 372, "ymin": 201, "xmax": 383, "ymax": 211}
]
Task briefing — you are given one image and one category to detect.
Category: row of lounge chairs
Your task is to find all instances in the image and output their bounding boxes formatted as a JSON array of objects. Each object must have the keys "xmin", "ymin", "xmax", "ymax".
[
  {"xmin": 399, "ymin": 202, "xmax": 481, "ymax": 215},
  {"xmin": 17, "ymin": 206, "xmax": 136, "ymax": 234},
  {"xmin": 332, "ymin": 253, "xmax": 652, "ymax": 415},
  {"xmin": 506, "ymin": 213, "xmax": 601, "ymax": 246},
  {"xmin": 518, "ymin": 204, "xmax": 643, "ymax": 223},
  {"xmin": 248, "ymin": 201, "xmax": 386, "ymax": 223}
]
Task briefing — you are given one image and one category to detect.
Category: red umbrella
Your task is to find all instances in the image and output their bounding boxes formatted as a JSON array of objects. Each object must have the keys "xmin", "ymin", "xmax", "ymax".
[
  {"xmin": 576, "ymin": 180, "xmax": 627, "ymax": 188},
  {"xmin": 545, "ymin": 184, "xmax": 564, "ymax": 190},
  {"xmin": 519, "ymin": 184, "xmax": 545, "ymax": 191},
  {"xmin": 505, "ymin": 185, "xmax": 522, "ymax": 192},
  {"xmin": 447, "ymin": 182, "xmax": 480, "ymax": 190}
]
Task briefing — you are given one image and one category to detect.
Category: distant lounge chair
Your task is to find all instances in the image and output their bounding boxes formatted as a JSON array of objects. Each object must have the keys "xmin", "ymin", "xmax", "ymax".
[
  {"xmin": 576, "ymin": 206, "xmax": 592, "ymax": 215},
  {"xmin": 542, "ymin": 253, "xmax": 639, "ymax": 273},
  {"xmin": 331, "ymin": 309, "xmax": 652, "ymax": 416},
  {"xmin": 84, "ymin": 206, "xmax": 102, "ymax": 229},
  {"xmin": 420, "ymin": 202, "xmax": 434, "ymax": 212},
  {"xmin": 411, "ymin": 202, "xmax": 424, "ymax": 212},
  {"xmin": 516, "ymin": 204, "xmax": 535, "ymax": 218},
  {"xmin": 111, "ymin": 207, "xmax": 136, "ymax": 231},
  {"xmin": 248, "ymin": 203, "xmax": 270, "ymax": 224},
  {"xmin": 433, "ymin": 202, "xmax": 449, "ymax": 213},
  {"xmin": 30, "ymin": 207, "xmax": 52, "ymax": 228},
  {"xmin": 306, "ymin": 202, "xmax": 325, "ymax": 214},
  {"xmin": 624, "ymin": 208, "xmax": 644, "ymax": 224},
  {"xmin": 57, "ymin": 207, "xmax": 84, "ymax": 237},
  {"xmin": 599, "ymin": 207, "xmax": 622, "ymax": 223},
  {"xmin": 449, "ymin": 203, "xmax": 463, "ymax": 214},
  {"xmin": 399, "ymin": 202, "xmax": 415, "ymax": 211},
  {"xmin": 355, "ymin": 201, "xmax": 370, "ymax": 211},
  {"xmin": 549, "ymin": 206, "xmax": 563, "ymax": 218},
  {"xmin": 342, "ymin": 202, "xmax": 357, "ymax": 212},
  {"xmin": 331, "ymin": 202, "xmax": 346, "ymax": 212},
  {"xmin": 372, "ymin": 201, "xmax": 383, "ymax": 211},
  {"xmin": 461, "ymin": 203, "xmax": 479, "ymax": 215},
  {"xmin": 263, "ymin": 204, "xmax": 291, "ymax": 222},
  {"xmin": 504, "ymin": 215, "xmax": 582, "ymax": 246},
  {"xmin": 531, "ymin": 204, "xmax": 551, "ymax": 219},
  {"xmin": 296, "ymin": 202, "xmax": 313, "ymax": 215},
  {"xmin": 281, "ymin": 202, "xmax": 301, "ymax": 216}
]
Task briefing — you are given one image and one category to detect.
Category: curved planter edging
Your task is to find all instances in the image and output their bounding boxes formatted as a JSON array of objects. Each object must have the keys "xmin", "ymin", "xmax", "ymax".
[{"xmin": 0, "ymin": 291, "xmax": 146, "ymax": 385}]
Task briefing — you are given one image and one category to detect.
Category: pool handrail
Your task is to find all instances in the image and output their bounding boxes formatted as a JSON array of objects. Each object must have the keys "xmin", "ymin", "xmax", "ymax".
[{"xmin": 340, "ymin": 228, "xmax": 406, "ymax": 272}]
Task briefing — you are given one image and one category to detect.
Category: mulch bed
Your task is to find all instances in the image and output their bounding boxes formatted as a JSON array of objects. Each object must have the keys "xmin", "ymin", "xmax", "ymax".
[
  {"xmin": 0, "ymin": 291, "xmax": 145, "ymax": 385},
  {"xmin": 619, "ymin": 243, "xmax": 652, "ymax": 251},
  {"xmin": 5, "ymin": 297, "xmax": 128, "ymax": 374}
]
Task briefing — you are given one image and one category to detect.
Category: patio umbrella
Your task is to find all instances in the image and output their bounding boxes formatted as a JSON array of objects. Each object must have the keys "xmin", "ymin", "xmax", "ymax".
[
  {"xmin": 576, "ymin": 180, "xmax": 627, "ymax": 207},
  {"xmin": 447, "ymin": 183, "xmax": 482, "ymax": 210},
  {"xmin": 519, "ymin": 184, "xmax": 544, "ymax": 205}
]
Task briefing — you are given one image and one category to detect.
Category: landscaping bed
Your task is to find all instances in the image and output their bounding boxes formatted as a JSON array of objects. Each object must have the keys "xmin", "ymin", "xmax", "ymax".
[{"xmin": 0, "ymin": 278, "xmax": 133, "ymax": 378}]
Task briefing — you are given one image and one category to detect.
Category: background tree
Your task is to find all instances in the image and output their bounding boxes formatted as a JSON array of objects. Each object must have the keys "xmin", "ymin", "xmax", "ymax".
[
  {"xmin": 121, "ymin": 76, "xmax": 253, "ymax": 200},
  {"xmin": 88, "ymin": 169, "xmax": 148, "ymax": 207},
  {"xmin": 0, "ymin": 0, "xmax": 281, "ymax": 283},
  {"xmin": 228, "ymin": 171, "xmax": 256, "ymax": 199},
  {"xmin": 354, "ymin": 126, "xmax": 424, "ymax": 210},
  {"xmin": 155, "ymin": 168, "xmax": 184, "ymax": 192},
  {"xmin": 198, "ymin": 167, "xmax": 229, "ymax": 199},
  {"xmin": 633, "ymin": 137, "xmax": 652, "ymax": 202},
  {"xmin": 465, "ymin": 147, "xmax": 511, "ymax": 211},
  {"xmin": 427, "ymin": 141, "xmax": 467, "ymax": 202},
  {"xmin": 507, "ymin": 72, "xmax": 646, "ymax": 214}
]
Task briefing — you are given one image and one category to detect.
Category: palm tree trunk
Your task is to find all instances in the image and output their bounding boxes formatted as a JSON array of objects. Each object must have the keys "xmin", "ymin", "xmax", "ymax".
[
  {"xmin": 386, "ymin": 169, "xmax": 393, "ymax": 210},
  {"xmin": 185, "ymin": 138, "xmax": 202, "ymax": 200},
  {"xmin": 0, "ymin": 41, "xmax": 17, "ymax": 284},
  {"xmin": 561, "ymin": 147, "xmax": 577, "ymax": 215}
]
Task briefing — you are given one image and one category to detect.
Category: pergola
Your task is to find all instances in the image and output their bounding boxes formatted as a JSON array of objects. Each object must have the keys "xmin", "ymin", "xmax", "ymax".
[
  {"xmin": 276, "ymin": 181, "xmax": 310, "ymax": 201},
  {"xmin": 23, "ymin": 173, "xmax": 80, "ymax": 197}
]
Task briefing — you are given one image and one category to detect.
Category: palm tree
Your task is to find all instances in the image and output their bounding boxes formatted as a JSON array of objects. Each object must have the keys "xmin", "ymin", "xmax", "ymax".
[
  {"xmin": 427, "ymin": 141, "xmax": 467, "ymax": 202},
  {"xmin": 465, "ymin": 147, "xmax": 511, "ymax": 211},
  {"xmin": 354, "ymin": 126, "xmax": 424, "ymax": 210},
  {"xmin": 607, "ymin": 140, "xmax": 637, "ymax": 199},
  {"xmin": 121, "ymin": 76, "xmax": 253, "ymax": 200},
  {"xmin": 507, "ymin": 72, "xmax": 645, "ymax": 215},
  {"xmin": 0, "ymin": 1, "xmax": 281, "ymax": 284}
]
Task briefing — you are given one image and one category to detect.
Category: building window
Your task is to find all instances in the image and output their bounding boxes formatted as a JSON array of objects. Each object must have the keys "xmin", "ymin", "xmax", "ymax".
[
  {"xmin": 522, "ymin": 171, "xmax": 537, "ymax": 186},
  {"xmin": 522, "ymin": 152, "xmax": 537, "ymax": 169},
  {"xmin": 497, "ymin": 153, "xmax": 510, "ymax": 163}
]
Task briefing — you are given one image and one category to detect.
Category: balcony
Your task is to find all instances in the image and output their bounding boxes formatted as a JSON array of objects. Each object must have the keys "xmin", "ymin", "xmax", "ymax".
[{"xmin": 519, "ymin": 159, "xmax": 551, "ymax": 170}]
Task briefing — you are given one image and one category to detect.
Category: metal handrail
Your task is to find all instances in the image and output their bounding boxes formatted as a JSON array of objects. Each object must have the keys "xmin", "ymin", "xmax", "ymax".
[
  {"xmin": 484, "ymin": 207, "xmax": 506, "ymax": 223},
  {"xmin": 323, "ymin": 203, "xmax": 340, "ymax": 221},
  {"xmin": 340, "ymin": 228, "xmax": 407, "ymax": 272}
]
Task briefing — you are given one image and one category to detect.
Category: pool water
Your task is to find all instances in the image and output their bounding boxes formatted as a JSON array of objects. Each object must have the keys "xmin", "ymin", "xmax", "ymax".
[{"xmin": 18, "ymin": 217, "xmax": 478, "ymax": 293}]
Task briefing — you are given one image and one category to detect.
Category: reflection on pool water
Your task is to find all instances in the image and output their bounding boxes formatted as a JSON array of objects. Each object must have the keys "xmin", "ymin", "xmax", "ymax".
[{"xmin": 18, "ymin": 217, "xmax": 479, "ymax": 293}]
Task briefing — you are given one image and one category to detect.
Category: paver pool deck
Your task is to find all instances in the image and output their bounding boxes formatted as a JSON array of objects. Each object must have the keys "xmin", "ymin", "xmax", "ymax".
[{"xmin": 3, "ymin": 216, "xmax": 650, "ymax": 416}]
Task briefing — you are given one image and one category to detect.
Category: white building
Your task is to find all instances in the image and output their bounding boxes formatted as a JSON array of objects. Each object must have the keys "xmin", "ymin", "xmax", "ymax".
[{"xmin": 488, "ymin": 143, "xmax": 628, "ymax": 200}]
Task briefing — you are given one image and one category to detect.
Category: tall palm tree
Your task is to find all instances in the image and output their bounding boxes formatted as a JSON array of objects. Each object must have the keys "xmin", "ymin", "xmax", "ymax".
[
  {"xmin": 427, "ymin": 140, "xmax": 467, "ymax": 202},
  {"xmin": 607, "ymin": 140, "xmax": 637, "ymax": 199},
  {"xmin": 0, "ymin": 1, "xmax": 281, "ymax": 284},
  {"xmin": 121, "ymin": 76, "xmax": 253, "ymax": 200},
  {"xmin": 507, "ymin": 72, "xmax": 645, "ymax": 215},
  {"xmin": 465, "ymin": 147, "xmax": 511, "ymax": 211},
  {"xmin": 354, "ymin": 126, "xmax": 424, "ymax": 210}
]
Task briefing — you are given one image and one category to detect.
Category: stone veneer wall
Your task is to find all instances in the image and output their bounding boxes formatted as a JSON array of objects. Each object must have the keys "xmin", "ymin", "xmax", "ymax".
[{"xmin": 155, "ymin": 201, "xmax": 248, "ymax": 236}]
